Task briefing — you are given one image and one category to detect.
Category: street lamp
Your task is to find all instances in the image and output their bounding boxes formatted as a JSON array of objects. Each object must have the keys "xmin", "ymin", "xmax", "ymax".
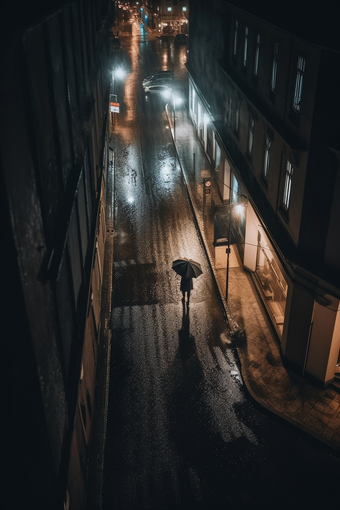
[
  {"xmin": 112, "ymin": 66, "xmax": 125, "ymax": 95},
  {"xmin": 226, "ymin": 201, "xmax": 246, "ymax": 301},
  {"xmin": 110, "ymin": 67, "xmax": 126, "ymax": 125}
]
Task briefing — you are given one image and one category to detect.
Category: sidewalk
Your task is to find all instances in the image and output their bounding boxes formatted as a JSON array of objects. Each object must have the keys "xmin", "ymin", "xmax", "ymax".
[{"xmin": 166, "ymin": 104, "xmax": 340, "ymax": 455}]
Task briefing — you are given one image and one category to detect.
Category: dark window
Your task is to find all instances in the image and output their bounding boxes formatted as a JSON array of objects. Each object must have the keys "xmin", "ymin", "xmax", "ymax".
[
  {"xmin": 282, "ymin": 160, "xmax": 293, "ymax": 210},
  {"xmin": 248, "ymin": 115, "xmax": 255, "ymax": 156},
  {"xmin": 243, "ymin": 27, "xmax": 248, "ymax": 67},
  {"xmin": 271, "ymin": 43, "xmax": 279, "ymax": 91},
  {"xmin": 263, "ymin": 136, "xmax": 271, "ymax": 181},
  {"xmin": 293, "ymin": 56, "xmax": 305, "ymax": 112},
  {"xmin": 254, "ymin": 33, "xmax": 260, "ymax": 75},
  {"xmin": 233, "ymin": 20, "xmax": 238, "ymax": 58}
]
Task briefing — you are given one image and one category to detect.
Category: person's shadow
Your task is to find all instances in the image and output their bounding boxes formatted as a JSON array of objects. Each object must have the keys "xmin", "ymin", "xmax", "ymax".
[
  {"xmin": 165, "ymin": 300, "xmax": 251, "ymax": 500},
  {"xmin": 178, "ymin": 300, "xmax": 195, "ymax": 357}
]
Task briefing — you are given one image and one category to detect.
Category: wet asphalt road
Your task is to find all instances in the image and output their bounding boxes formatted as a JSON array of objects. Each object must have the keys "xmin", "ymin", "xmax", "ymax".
[{"xmin": 102, "ymin": 19, "xmax": 340, "ymax": 510}]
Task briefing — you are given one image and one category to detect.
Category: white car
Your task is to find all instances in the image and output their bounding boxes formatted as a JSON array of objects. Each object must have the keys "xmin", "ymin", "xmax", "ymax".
[
  {"xmin": 142, "ymin": 71, "xmax": 174, "ymax": 88},
  {"xmin": 142, "ymin": 78, "xmax": 173, "ymax": 90},
  {"xmin": 144, "ymin": 84, "xmax": 172, "ymax": 99}
]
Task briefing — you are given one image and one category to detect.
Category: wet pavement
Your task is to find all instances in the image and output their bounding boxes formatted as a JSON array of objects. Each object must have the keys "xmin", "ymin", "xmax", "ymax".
[
  {"xmin": 165, "ymin": 102, "xmax": 340, "ymax": 455},
  {"xmin": 85, "ymin": 24, "xmax": 340, "ymax": 510}
]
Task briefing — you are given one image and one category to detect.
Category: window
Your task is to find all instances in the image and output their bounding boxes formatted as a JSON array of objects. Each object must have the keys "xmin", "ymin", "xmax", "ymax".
[
  {"xmin": 215, "ymin": 142, "xmax": 221, "ymax": 178},
  {"xmin": 233, "ymin": 20, "xmax": 238, "ymax": 57},
  {"xmin": 283, "ymin": 161, "xmax": 293, "ymax": 209},
  {"xmin": 271, "ymin": 43, "xmax": 279, "ymax": 91},
  {"xmin": 293, "ymin": 56, "xmax": 305, "ymax": 112},
  {"xmin": 235, "ymin": 102, "xmax": 240, "ymax": 133},
  {"xmin": 232, "ymin": 174, "xmax": 239, "ymax": 205},
  {"xmin": 243, "ymin": 27, "xmax": 248, "ymax": 67},
  {"xmin": 227, "ymin": 97, "xmax": 232, "ymax": 125},
  {"xmin": 254, "ymin": 33, "xmax": 260, "ymax": 75},
  {"xmin": 263, "ymin": 137, "xmax": 271, "ymax": 180},
  {"xmin": 248, "ymin": 116, "xmax": 255, "ymax": 156}
]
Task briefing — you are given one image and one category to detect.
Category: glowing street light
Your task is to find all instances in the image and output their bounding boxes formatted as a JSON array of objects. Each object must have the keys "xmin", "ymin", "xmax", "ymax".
[
  {"xmin": 110, "ymin": 67, "xmax": 126, "ymax": 124},
  {"xmin": 112, "ymin": 66, "xmax": 126, "ymax": 94}
]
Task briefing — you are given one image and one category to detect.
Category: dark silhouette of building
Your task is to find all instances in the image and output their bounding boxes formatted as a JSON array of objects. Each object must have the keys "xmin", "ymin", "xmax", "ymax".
[
  {"xmin": 1, "ymin": 1, "xmax": 113, "ymax": 508},
  {"xmin": 187, "ymin": 0, "xmax": 340, "ymax": 385}
]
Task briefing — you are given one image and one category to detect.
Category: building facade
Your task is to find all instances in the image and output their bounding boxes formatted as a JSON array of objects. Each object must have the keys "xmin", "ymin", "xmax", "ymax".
[
  {"xmin": 1, "ymin": 1, "xmax": 113, "ymax": 508},
  {"xmin": 140, "ymin": 0, "xmax": 189, "ymax": 35},
  {"xmin": 187, "ymin": 0, "xmax": 340, "ymax": 386}
]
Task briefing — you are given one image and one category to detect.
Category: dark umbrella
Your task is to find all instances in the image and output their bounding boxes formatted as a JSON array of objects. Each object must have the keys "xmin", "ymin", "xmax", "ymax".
[{"xmin": 172, "ymin": 258, "xmax": 203, "ymax": 279}]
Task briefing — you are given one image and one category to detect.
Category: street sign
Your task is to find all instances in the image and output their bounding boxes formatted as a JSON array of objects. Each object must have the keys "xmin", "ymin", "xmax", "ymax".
[
  {"xmin": 110, "ymin": 102, "xmax": 119, "ymax": 113},
  {"xmin": 204, "ymin": 178, "xmax": 212, "ymax": 194}
]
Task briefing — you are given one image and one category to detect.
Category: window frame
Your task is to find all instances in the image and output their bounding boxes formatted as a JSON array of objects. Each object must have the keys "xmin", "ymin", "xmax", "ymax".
[
  {"xmin": 243, "ymin": 27, "xmax": 248, "ymax": 67},
  {"xmin": 292, "ymin": 55, "xmax": 305, "ymax": 112},
  {"xmin": 263, "ymin": 136, "xmax": 271, "ymax": 181},
  {"xmin": 233, "ymin": 20, "xmax": 238, "ymax": 58},
  {"xmin": 248, "ymin": 115, "xmax": 255, "ymax": 157},
  {"xmin": 253, "ymin": 33, "xmax": 260, "ymax": 76},
  {"xmin": 271, "ymin": 42, "xmax": 279, "ymax": 92},
  {"xmin": 282, "ymin": 160, "xmax": 293, "ymax": 210}
]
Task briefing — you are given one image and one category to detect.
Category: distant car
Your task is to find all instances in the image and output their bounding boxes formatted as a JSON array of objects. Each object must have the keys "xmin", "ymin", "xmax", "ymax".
[
  {"xmin": 142, "ymin": 77, "xmax": 173, "ymax": 90},
  {"xmin": 174, "ymin": 33, "xmax": 188, "ymax": 44},
  {"xmin": 144, "ymin": 84, "xmax": 172, "ymax": 99},
  {"xmin": 142, "ymin": 71, "xmax": 174, "ymax": 88}
]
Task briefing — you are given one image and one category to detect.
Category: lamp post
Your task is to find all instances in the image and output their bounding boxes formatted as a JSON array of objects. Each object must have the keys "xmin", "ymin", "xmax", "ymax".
[
  {"xmin": 226, "ymin": 202, "xmax": 246, "ymax": 301},
  {"xmin": 110, "ymin": 67, "xmax": 125, "ymax": 126}
]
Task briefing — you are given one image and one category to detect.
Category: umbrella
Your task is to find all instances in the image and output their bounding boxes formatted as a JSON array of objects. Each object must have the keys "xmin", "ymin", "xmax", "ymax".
[{"xmin": 172, "ymin": 258, "xmax": 203, "ymax": 279}]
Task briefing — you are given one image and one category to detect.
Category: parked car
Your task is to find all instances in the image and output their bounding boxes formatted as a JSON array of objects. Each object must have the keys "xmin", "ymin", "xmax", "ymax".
[
  {"xmin": 144, "ymin": 84, "xmax": 172, "ymax": 99},
  {"xmin": 142, "ymin": 71, "xmax": 174, "ymax": 88},
  {"xmin": 143, "ymin": 78, "xmax": 173, "ymax": 90},
  {"xmin": 174, "ymin": 33, "xmax": 188, "ymax": 44}
]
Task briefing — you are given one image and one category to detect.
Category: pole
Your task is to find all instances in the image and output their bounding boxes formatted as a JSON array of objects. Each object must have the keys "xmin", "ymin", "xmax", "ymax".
[
  {"xmin": 173, "ymin": 97, "xmax": 176, "ymax": 140},
  {"xmin": 226, "ymin": 169, "xmax": 233, "ymax": 301},
  {"xmin": 226, "ymin": 208, "xmax": 231, "ymax": 301}
]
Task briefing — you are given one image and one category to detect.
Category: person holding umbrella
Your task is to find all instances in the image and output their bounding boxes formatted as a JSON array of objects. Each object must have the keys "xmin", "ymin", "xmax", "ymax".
[
  {"xmin": 172, "ymin": 258, "xmax": 203, "ymax": 305},
  {"xmin": 180, "ymin": 274, "xmax": 193, "ymax": 304}
]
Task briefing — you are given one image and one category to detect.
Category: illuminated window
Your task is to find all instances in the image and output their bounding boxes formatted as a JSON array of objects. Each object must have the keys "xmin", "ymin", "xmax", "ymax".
[
  {"xmin": 182, "ymin": 7, "xmax": 187, "ymax": 11},
  {"xmin": 254, "ymin": 33, "xmax": 260, "ymax": 75},
  {"xmin": 271, "ymin": 43, "xmax": 279, "ymax": 91},
  {"xmin": 263, "ymin": 137, "xmax": 271, "ymax": 180},
  {"xmin": 233, "ymin": 20, "xmax": 238, "ymax": 57},
  {"xmin": 243, "ymin": 27, "xmax": 248, "ymax": 66},
  {"xmin": 293, "ymin": 56, "xmax": 305, "ymax": 112},
  {"xmin": 167, "ymin": 7, "xmax": 172, "ymax": 12},
  {"xmin": 283, "ymin": 161, "xmax": 293, "ymax": 209}
]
